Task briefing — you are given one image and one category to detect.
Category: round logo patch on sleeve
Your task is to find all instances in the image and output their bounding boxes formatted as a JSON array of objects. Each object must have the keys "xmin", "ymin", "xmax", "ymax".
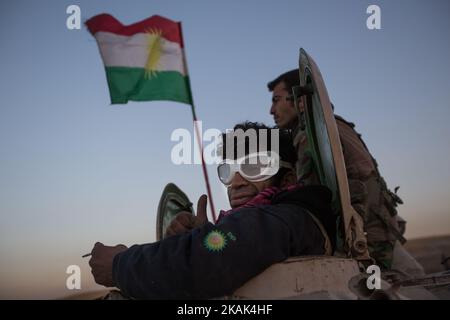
[{"xmin": 204, "ymin": 230, "xmax": 227, "ymax": 252}]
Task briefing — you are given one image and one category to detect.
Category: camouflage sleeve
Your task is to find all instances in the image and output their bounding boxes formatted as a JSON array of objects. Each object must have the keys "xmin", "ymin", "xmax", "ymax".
[{"xmin": 336, "ymin": 117, "xmax": 401, "ymax": 269}]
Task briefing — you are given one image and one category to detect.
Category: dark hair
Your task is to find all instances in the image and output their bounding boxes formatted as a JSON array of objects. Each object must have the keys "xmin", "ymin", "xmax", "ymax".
[
  {"xmin": 268, "ymin": 69, "xmax": 336, "ymax": 111},
  {"xmin": 220, "ymin": 121, "xmax": 296, "ymax": 187},
  {"xmin": 267, "ymin": 69, "xmax": 300, "ymax": 93}
]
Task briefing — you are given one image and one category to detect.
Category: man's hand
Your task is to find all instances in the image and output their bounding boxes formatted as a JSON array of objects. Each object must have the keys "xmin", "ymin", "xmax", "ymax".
[
  {"xmin": 164, "ymin": 194, "xmax": 208, "ymax": 237},
  {"xmin": 89, "ymin": 242, "xmax": 127, "ymax": 287}
]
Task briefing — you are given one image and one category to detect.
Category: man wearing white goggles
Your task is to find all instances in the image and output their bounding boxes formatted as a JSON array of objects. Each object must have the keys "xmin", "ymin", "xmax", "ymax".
[
  {"xmin": 89, "ymin": 122, "xmax": 336, "ymax": 300},
  {"xmin": 217, "ymin": 123, "xmax": 298, "ymax": 209}
]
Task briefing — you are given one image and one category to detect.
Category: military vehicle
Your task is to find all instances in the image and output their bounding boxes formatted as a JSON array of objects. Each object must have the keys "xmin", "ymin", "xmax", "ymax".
[{"xmin": 156, "ymin": 48, "xmax": 450, "ymax": 300}]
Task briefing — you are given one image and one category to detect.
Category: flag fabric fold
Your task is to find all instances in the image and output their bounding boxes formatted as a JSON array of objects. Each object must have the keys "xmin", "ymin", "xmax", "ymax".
[{"xmin": 86, "ymin": 14, "xmax": 192, "ymax": 105}]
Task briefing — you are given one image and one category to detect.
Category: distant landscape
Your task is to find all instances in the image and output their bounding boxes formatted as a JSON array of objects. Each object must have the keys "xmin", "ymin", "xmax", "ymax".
[{"xmin": 404, "ymin": 235, "xmax": 450, "ymax": 274}]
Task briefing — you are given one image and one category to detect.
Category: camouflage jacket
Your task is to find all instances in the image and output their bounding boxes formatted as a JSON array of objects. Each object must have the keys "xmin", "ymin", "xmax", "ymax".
[{"xmin": 293, "ymin": 114, "xmax": 404, "ymax": 269}]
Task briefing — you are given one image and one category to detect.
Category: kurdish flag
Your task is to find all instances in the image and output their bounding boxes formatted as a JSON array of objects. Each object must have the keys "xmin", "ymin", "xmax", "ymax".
[{"xmin": 86, "ymin": 14, "xmax": 193, "ymax": 105}]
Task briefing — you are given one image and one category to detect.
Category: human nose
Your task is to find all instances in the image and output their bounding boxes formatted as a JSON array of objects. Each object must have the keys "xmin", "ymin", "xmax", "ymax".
[
  {"xmin": 270, "ymin": 103, "xmax": 276, "ymax": 115},
  {"xmin": 230, "ymin": 172, "xmax": 248, "ymax": 189}
]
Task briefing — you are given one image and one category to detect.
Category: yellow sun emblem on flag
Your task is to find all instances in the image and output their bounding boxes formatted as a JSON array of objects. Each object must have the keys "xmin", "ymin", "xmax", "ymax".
[
  {"xmin": 204, "ymin": 230, "xmax": 227, "ymax": 252},
  {"xmin": 144, "ymin": 28, "xmax": 163, "ymax": 79}
]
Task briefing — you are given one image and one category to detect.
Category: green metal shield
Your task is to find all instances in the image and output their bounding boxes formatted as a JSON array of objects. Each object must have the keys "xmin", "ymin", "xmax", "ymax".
[
  {"xmin": 295, "ymin": 50, "xmax": 341, "ymax": 215},
  {"xmin": 295, "ymin": 48, "xmax": 369, "ymax": 260},
  {"xmin": 156, "ymin": 183, "xmax": 193, "ymax": 240}
]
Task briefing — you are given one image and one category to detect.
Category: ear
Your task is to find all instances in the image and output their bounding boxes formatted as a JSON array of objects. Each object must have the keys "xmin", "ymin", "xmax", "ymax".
[{"xmin": 280, "ymin": 169, "xmax": 297, "ymax": 188}]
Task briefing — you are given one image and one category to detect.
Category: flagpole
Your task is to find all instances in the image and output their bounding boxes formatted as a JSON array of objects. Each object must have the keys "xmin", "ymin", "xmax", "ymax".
[
  {"xmin": 190, "ymin": 102, "xmax": 217, "ymax": 223},
  {"xmin": 179, "ymin": 22, "xmax": 217, "ymax": 223}
]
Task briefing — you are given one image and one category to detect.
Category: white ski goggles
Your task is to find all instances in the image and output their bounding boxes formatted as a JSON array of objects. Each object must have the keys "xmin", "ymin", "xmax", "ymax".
[{"xmin": 217, "ymin": 151, "xmax": 293, "ymax": 186}]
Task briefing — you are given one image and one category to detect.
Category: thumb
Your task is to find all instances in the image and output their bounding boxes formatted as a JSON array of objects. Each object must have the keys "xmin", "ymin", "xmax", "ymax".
[
  {"xmin": 93, "ymin": 242, "xmax": 104, "ymax": 249},
  {"xmin": 194, "ymin": 194, "xmax": 208, "ymax": 226}
]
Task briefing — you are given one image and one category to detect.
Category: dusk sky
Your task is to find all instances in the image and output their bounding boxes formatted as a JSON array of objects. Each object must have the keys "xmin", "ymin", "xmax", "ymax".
[{"xmin": 0, "ymin": 0, "xmax": 449, "ymax": 299}]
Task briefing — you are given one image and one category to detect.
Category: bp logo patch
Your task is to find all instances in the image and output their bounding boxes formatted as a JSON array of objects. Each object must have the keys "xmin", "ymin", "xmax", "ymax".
[{"xmin": 204, "ymin": 230, "xmax": 227, "ymax": 252}]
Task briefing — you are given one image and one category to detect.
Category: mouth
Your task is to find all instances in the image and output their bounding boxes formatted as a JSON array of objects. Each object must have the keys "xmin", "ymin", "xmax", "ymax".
[
  {"xmin": 230, "ymin": 192, "xmax": 256, "ymax": 207},
  {"xmin": 273, "ymin": 116, "xmax": 280, "ymax": 124}
]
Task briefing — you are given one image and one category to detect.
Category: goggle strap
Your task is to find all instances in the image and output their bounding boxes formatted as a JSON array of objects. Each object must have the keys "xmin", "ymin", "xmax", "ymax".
[{"xmin": 279, "ymin": 160, "xmax": 293, "ymax": 169}]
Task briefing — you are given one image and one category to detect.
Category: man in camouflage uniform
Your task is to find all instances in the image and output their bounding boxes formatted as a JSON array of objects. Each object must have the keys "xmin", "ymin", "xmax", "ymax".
[{"xmin": 267, "ymin": 69, "xmax": 406, "ymax": 269}]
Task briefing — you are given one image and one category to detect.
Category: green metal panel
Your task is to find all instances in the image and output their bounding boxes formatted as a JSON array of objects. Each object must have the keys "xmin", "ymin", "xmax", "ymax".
[{"xmin": 156, "ymin": 183, "xmax": 193, "ymax": 240}]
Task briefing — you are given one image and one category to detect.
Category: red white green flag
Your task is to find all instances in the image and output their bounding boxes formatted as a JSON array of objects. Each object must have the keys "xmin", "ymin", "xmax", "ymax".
[{"xmin": 86, "ymin": 14, "xmax": 193, "ymax": 105}]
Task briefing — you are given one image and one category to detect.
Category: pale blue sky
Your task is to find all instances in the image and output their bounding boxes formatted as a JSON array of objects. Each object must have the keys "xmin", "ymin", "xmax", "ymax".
[{"xmin": 0, "ymin": 0, "xmax": 449, "ymax": 299}]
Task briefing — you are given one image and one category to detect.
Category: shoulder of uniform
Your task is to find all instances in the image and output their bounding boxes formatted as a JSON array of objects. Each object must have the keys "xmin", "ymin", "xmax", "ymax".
[{"xmin": 334, "ymin": 114, "xmax": 355, "ymax": 128}]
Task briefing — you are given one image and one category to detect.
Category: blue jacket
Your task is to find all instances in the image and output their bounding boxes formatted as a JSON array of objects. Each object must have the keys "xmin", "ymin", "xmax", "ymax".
[{"xmin": 112, "ymin": 185, "xmax": 335, "ymax": 299}]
